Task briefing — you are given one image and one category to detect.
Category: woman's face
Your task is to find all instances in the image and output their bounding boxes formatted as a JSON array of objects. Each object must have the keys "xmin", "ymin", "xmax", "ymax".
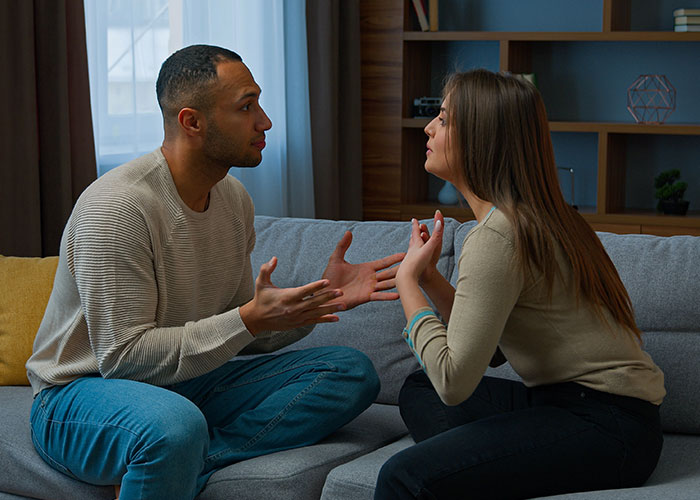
[{"xmin": 424, "ymin": 95, "xmax": 455, "ymax": 183}]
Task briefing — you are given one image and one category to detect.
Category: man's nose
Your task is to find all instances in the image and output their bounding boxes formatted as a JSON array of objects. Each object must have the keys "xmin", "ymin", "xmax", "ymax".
[{"xmin": 257, "ymin": 108, "xmax": 272, "ymax": 131}]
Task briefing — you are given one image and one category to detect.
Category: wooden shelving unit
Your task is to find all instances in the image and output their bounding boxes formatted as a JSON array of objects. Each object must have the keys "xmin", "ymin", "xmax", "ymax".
[{"xmin": 360, "ymin": 0, "xmax": 700, "ymax": 235}]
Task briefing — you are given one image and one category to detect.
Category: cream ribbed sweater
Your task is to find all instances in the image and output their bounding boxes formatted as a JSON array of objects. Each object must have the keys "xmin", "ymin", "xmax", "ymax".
[
  {"xmin": 404, "ymin": 209, "xmax": 665, "ymax": 406},
  {"xmin": 27, "ymin": 149, "xmax": 311, "ymax": 396}
]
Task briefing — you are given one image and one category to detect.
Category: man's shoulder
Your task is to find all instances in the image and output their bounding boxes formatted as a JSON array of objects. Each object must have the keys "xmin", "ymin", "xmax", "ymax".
[
  {"xmin": 215, "ymin": 174, "xmax": 254, "ymax": 215},
  {"xmin": 81, "ymin": 151, "xmax": 166, "ymax": 206}
]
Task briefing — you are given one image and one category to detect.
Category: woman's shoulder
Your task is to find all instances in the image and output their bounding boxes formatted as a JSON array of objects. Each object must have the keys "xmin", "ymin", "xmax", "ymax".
[{"xmin": 466, "ymin": 208, "xmax": 515, "ymax": 248}]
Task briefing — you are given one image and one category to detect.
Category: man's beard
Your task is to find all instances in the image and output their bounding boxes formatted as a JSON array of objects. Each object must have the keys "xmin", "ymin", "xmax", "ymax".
[{"xmin": 204, "ymin": 120, "xmax": 262, "ymax": 169}]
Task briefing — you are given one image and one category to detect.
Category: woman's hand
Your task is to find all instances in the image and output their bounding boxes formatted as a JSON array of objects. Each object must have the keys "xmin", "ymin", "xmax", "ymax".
[
  {"xmin": 417, "ymin": 210, "xmax": 444, "ymax": 287},
  {"xmin": 397, "ymin": 212, "xmax": 444, "ymax": 291}
]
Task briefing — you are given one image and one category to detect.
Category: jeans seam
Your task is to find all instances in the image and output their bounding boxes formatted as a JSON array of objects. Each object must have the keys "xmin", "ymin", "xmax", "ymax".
[
  {"xmin": 30, "ymin": 427, "xmax": 77, "ymax": 479},
  {"xmin": 205, "ymin": 370, "xmax": 329, "ymax": 463},
  {"xmin": 211, "ymin": 360, "xmax": 336, "ymax": 392}
]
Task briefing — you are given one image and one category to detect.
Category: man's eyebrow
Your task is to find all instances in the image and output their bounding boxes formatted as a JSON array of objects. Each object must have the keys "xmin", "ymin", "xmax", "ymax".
[{"xmin": 234, "ymin": 88, "xmax": 262, "ymax": 103}]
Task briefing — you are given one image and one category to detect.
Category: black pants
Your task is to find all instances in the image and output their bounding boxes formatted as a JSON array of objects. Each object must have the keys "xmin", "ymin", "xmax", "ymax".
[{"xmin": 375, "ymin": 371, "xmax": 663, "ymax": 500}]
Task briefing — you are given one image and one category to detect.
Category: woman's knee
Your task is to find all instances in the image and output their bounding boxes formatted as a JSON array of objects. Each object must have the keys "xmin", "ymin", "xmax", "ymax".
[{"xmin": 375, "ymin": 449, "xmax": 418, "ymax": 499}]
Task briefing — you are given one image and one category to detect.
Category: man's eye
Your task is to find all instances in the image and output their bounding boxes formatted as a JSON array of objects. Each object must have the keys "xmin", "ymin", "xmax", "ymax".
[{"xmin": 242, "ymin": 104, "xmax": 251, "ymax": 111}]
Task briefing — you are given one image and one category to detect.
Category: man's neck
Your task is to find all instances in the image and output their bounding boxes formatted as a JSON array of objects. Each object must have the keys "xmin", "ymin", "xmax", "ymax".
[{"xmin": 160, "ymin": 143, "xmax": 226, "ymax": 212}]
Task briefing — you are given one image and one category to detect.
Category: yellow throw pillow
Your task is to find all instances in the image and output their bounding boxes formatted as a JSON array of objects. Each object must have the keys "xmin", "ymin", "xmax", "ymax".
[{"xmin": 0, "ymin": 255, "xmax": 59, "ymax": 385}]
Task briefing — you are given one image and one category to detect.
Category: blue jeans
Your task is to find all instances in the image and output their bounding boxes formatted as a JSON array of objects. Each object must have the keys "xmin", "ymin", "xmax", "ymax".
[
  {"xmin": 30, "ymin": 346, "xmax": 379, "ymax": 500},
  {"xmin": 375, "ymin": 372, "xmax": 663, "ymax": 500}
]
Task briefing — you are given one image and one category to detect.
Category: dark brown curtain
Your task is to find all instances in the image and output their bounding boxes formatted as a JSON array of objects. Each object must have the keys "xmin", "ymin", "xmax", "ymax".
[
  {"xmin": 0, "ymin": 0, "xmax": 96, "ymax": 257},
  {"xmin": 306, "ymin": 0, "xmax": 363, "ymax": 220}
]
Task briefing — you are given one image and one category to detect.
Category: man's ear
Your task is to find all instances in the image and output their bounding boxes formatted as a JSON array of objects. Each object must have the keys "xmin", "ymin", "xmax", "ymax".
[{"xmin": 177, "ymin": 107, "xmax": 204, "ymax": 137}]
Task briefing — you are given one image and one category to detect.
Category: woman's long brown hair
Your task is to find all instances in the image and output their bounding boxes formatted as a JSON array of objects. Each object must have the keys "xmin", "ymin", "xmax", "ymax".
[{"xmin": 444, "ymin": 69, "xmax": 641, "ymax": 340}]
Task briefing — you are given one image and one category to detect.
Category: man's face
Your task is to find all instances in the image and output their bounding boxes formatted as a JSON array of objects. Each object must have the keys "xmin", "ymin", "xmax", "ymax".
[{"xmin": 203, "ymin": 61, "xmax": 272, "ymax": 168}]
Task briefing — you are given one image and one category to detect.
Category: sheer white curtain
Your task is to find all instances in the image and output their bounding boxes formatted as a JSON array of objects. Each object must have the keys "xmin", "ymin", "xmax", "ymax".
[{"xmin": 84, "ymin": 0, "xmax": 314, "ymax": 217}]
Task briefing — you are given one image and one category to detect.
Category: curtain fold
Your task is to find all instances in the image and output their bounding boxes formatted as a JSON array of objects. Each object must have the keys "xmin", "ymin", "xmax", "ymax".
[
  {"xmin": 0, "ymin": 0, "xmax": 96, "ymax": 257},
  {"xmin": 306, "ymin": 0, "xmax": 363, "ymax": 220}
]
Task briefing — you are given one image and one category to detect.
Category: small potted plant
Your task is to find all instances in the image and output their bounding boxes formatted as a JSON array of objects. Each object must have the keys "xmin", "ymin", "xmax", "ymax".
[{"xmin": 654, "ymin": 169, "xmax": 689, "ymax": 215}]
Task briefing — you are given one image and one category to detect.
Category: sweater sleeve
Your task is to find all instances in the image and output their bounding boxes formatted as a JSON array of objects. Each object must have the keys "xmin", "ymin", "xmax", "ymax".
[
  {"xmin": 66, "ymin": 193, "xmax": 256, "ymax": 386},
  {"xmin": 405, "ymin": 225, "xmax": 524, "ymax": 405}
]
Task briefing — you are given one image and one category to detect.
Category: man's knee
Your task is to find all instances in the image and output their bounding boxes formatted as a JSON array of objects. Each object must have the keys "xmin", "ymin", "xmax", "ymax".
[
  {"xmin": 324, "ymin": 346, "xmax": 380, "ymax": 404},
  {"xmin": 139, "ymin": 396, "xmax": 209, "ymax": 459}
]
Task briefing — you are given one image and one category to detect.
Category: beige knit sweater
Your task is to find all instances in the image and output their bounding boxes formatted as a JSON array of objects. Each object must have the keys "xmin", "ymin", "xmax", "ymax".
[{"xmin": 27, "ymin": 149, "xmax": 311, "ymax": 396}]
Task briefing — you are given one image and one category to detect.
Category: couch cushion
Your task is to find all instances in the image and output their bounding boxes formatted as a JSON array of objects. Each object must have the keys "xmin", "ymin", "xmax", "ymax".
[
  {"xmin": 597, "ymin": 233, "xmax": 700, "ymax": 333},
  {"xmin": 251, "ymin": 216, "xmax": 461, "ymax": 405},
  {"xmin": 0, "ymin": 256, "xmax": 58, "ymax": 386},
  {"xmin": 642, "ymin": 331, "xmax": 700, "ymax": 434},
  {"xmin": 199, "ymin": 403, "xmax": 406, "ymax": 500},
  {"xmin": 0, "ymin": 384, "xmax": 406, "ymax": 500},
  {"xmin": 0, "ymin": 386, "xmax": 113, "ymax": 500},
  {"xmin": 322, "ymin": 433, "xmax": 700, "ymax": 500}
]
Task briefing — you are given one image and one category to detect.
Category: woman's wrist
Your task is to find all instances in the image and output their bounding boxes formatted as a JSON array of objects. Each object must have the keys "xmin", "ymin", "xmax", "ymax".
[{"xmin": 419, "ymin": 265, "xmax": 440, "ymax": 288}]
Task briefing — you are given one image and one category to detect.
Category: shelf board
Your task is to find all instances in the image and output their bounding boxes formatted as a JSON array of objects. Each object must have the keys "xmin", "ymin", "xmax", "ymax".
[
  {"xmin": 550, "ymin": 122, "xmax": 700, "ymax": 135},
  {"xmin": 404, "ymin": 119, "xmax": 700, "ymax": 135},
  {"xmin": 399, "ymin": 203, "xmax": 700, "ymax": 228},
  {"xmin": 403, "ymin": 31, "xmax": 700, "ymax": 42},
  {"xmin": 583, "ymin": 211, "xmax": 700, "ymax": 227}
]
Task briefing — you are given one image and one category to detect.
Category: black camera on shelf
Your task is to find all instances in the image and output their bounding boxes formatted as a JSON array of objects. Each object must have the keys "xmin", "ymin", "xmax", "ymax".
[{"xmin": 413, "ymin": 96, "xmax": 441, "ymax": 118}]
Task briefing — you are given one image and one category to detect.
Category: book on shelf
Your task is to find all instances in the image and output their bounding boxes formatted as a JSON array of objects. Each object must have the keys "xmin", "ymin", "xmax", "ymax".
[
  {"xmin": 411, "ymin": 0, "xmax": 429, "ymax": 31},
  {"xmin": 429, "ymin": 0, "xmax": 439, "ymax": 31},
  {"xmin": 675, "ymin": 24, "xmax": 700, "ymax": 31},
  {"xmin": 675, "ymin": 15, "xmax": 700, "ymax": 24},
  {"xmin": 673, "ymin": 8, "xmax": 700, "ymax": 16}
]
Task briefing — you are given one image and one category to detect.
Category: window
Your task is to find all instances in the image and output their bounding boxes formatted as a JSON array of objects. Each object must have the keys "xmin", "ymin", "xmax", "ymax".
[{"xmin": 84, "ymin": 0, "xmax": 314, "ymax": 217}]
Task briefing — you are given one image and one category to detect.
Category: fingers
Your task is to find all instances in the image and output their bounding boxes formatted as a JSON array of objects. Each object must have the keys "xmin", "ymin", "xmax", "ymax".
[
  {"xmin": 330, "ymin": 231, "xmax": 353, "ymax": 262},
  {"xmin": 369, "ymin": 291, "xmax": 400, "ymax": 301},
  {"xmin": 419, "ymin": 223, "xmax": 430, "ymax": 243},
  {"xmin": 295, "ymin": 278, "xmax": 334, "ymax": 301},
  {"xmin": 409, "ymin": 218, "xmax": 424, "ymax": 247},
  {"xmin": 374, "ymin": 278, "xmax": 397, "ymax": 291},
  {"xmin": 376, "ymin": 265, "xmax": 398, "ymax": 282},
  {"xmin": 370, "ymin": 252, "xmax": 405, "ymax": 271},
  {"xmin": 256, "ymin": 257, "xmax": 278, "ymax": 285}
]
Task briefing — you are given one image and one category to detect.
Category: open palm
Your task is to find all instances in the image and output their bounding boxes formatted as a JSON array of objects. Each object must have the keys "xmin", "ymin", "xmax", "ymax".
[{"xmin": 322, "ymin": 231, "xmax": 404, "ymax": 310}]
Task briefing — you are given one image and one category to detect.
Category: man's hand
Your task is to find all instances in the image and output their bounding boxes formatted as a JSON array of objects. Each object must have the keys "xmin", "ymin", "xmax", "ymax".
[
  {"xmin": 240, "ymin": 257, "xmax": 346, "ymax": 335},
  {"xmin": 322, "ymin": 231, "xmax": 405, "ymax": 310}
]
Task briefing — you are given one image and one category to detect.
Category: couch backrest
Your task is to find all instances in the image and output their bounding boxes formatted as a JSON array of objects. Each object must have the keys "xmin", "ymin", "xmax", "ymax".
[
  {"xmin": 251, "ymin": 216, "xmax": 462, "ymax": 405},
  {"xmin": 252, "ymin": 216, "xmax": 700, "ymax": 434}
]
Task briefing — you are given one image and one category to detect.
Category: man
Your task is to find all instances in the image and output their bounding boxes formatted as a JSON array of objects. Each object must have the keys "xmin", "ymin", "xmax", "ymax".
[{"xmin": 26, "ymin": 45, "xmax": 403, "ymax": 500}]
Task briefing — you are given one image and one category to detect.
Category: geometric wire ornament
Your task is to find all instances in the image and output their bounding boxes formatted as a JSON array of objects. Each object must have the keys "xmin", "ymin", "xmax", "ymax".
[{"xmin": 626, "ymin": 74, "xmax": 676, "ymax": 124}]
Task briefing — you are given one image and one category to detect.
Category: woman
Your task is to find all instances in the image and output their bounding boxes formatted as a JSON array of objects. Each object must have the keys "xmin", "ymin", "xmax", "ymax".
[{"xmin": 375, "ymin": 69, "xmax": 665, "ymax": 499}]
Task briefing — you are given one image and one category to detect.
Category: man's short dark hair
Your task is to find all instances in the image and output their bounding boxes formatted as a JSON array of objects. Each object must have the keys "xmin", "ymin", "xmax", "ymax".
[{"xmin": 156, "ymin": 44, "xmax": 242, "ymax": 121}]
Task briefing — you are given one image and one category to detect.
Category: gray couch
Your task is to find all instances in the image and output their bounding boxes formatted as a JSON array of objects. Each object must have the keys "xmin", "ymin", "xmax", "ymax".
[{"xmin": 2, "ymin": 215, "xmax": 699, "ymax": 499}]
